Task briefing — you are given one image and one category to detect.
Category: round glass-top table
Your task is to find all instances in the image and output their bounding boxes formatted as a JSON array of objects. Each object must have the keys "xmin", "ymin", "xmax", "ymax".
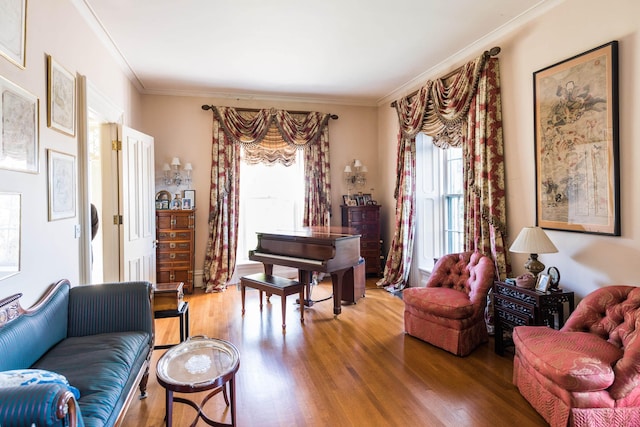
[{"xmin": 156, "ymin": 335, "xmax": 240, "ymax": 427}]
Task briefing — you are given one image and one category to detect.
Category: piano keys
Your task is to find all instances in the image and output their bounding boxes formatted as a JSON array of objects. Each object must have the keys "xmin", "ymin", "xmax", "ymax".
[{"xmin": 249, "ymin": 227, "xmax": 361, "ymax": 315}]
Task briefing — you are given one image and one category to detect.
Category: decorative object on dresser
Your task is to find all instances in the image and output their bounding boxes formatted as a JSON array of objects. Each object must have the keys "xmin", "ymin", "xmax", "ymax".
[
  {"xmin": 509, "ymin": 226, "xmax": 558, "ymax": 278},
  {"xmin": 341, "ymin": 204, "xmax": 382, "ymax": 276},
  {"xmin": 513, "ymin": 285, "xmax": 640, "ymax": 427},
  {"xmin": 403, "ymin": 251, "xmax": 497, "ymax": 357},
  {"xmin": 156, "ymin": 209, "xmax": 196, "ymax": 293},
  {"xmin": 493, "ymin": 280, "xmax": 574, "ymax": 356}
]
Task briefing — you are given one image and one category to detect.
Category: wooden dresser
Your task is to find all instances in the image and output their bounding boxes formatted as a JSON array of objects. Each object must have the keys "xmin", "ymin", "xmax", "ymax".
[
  {"xmin": 156, "ymin": 210, "xmax": 195, "ymax": 293},
  {"xmin": 341, "ymin": 204, "xmax": 382, "ymax": 276}
]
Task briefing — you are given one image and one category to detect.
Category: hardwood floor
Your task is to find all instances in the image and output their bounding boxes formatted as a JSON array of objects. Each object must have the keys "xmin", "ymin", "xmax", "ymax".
[{"xmin": 125, "ymin": 278, "xmax": 546, "ymax": 427}]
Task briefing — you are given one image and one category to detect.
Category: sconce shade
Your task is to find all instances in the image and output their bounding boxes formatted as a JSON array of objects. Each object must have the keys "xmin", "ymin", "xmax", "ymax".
[
  {"xmin": 171, "ymin": 157, "xmax": 181, "ymax": 166},
  {"xmin": 509, "ymin": 227, "xmax": 558, "ymax": 254},
  {"xmin": 353, "ymin": 159, "xmax": 362, "ymax": 168},
  {"xmin": 344, "ymin": 165, "xmax": 352, "ymax": 173},
  {"xmin": 163, "ymin": 163, "xmax": 171, "ymax": 171},
  {"xmin": 184, "ymin": 163, "xmax": 193, "ymax": 171}
]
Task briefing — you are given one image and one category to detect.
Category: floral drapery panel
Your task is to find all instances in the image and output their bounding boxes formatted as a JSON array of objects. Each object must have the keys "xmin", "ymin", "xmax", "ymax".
[
  {"xmin": 203, "ymin": 106, "xmax": 332, "ymax": 292},
  {"xmin": 380, "ymin": 52, "xmax": 509, "ymax": 291}
]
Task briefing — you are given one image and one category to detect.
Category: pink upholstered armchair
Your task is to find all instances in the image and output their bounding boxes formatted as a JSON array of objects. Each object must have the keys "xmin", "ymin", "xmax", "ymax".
[
  {"xmin": 513, "ymin": 285, "xmax": 640, "ymax": 427},
  {"xmin": 403, "ymin": 251, "xmax": 497, "ymax": 356}
]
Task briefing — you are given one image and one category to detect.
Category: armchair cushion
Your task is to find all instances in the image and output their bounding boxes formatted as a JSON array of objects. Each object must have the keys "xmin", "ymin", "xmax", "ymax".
[
  {"xmin": 403, "ymin": 287, "xmax": 475, "ymax": 319},
  {"xmin": 513, "ymin": 326, "xmax": 623, "ymax": 392}
]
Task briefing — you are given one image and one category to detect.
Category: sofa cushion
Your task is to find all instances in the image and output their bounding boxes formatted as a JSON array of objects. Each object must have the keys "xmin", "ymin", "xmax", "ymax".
[
  {"xmin": 513, "ymin": 326, "xmax": 623, "ymax": 392},
  {"xmin": 33, "ymin": 331, "xmax": 150, "ymax": 427},
  {"xmin": 403, "ymin": 287, "xmax": 474, "ymax": 319},
  {"xmin": 0, "ymin": 369, "xmax": 80, "ymax": 400}
]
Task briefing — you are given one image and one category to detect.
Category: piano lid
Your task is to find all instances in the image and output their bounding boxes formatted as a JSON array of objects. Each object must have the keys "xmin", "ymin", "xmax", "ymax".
[{"xmin": 256, "ymin": 226, "xmax": 360, "ymax": 241}]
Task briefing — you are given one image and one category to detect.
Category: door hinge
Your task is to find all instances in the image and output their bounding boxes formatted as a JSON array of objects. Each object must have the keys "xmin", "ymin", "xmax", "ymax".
[
  {"xmin": 112, "ymin": 140, "xmax": 122, "ymax": 151},
  {"xmin": 113, "ymin": 215, "xmax": 123, "ymax": 225}
]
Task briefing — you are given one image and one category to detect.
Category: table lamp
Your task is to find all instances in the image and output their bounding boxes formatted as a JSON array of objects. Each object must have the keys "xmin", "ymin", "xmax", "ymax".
[{"xmin": 509, "ymin": 226, "xmax": 558, "ymax": 278}]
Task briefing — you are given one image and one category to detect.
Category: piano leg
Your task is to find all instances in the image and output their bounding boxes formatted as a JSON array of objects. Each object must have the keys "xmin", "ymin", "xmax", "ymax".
[
  {"xmin": 329, "ymin": 268, "xmax": 348, "ymax": 316},
  {"xmin": 298, "ymin": 270, "xmax": 314, "ymax": 307}
]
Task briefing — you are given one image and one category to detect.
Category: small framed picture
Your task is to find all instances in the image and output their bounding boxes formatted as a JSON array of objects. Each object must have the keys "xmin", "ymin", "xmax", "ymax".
[
  {"xmin": 183, "ymin": 190, "xmax": 196, "ymax": 208},
  {"xmin": 182, "ymin": 198, "xmax": 192, "ymax": 210},
  {"xmin": 362, "ymin": 193, "xmax": 372, "ymax": 203},
  {"xmin": 347, "ymin": 199, "xmax": 357, "ymax": 206},
  {"xmin": 342, "ymin": 195, "xmax": 350, "ymax": 205},
  {"xmin": 47, "ymin": 55, "xmax": 76, "ymax": 136},
  {"xmin": 161, "ymin": 200, "xmax": 169, "ymax": 210},
  {"xmin": 47, "ymin": 149, "xmax": 76, "ymax": 221},
  {"xmin": 535, "ymin": 274, "xmax": 551, "ymax": 293},
  {"xmin": 355, "ymin": 195, "xmax": 365, "ymax": 206}
]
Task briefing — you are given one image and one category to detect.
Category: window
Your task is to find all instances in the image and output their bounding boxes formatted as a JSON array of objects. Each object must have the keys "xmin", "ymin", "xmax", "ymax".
[
  {"xmin": 235, "ymin": 148, "xmax": 305, "ymax": 264},
  {"xmin": 411, "ymin": 133, "xmax": 464, "ymax": 282}
]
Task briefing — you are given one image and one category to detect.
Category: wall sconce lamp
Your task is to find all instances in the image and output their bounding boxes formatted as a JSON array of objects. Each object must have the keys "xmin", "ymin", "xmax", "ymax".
[
  {"xmin": 509, "ymin": 226, "xmax": 558, "ymax": 278},
  {"xmin": 344, "ymin": 159, "xmax": 367, "ymax": 193},
  {"xmin": 163, "ymin": 157, "xmax": 192, "ymax": 188}
]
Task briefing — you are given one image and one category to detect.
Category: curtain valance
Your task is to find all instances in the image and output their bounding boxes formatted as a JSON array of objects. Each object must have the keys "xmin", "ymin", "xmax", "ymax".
[{"xmin": 212, "ymin": 106, "xmax": 331, "ymax": 148}]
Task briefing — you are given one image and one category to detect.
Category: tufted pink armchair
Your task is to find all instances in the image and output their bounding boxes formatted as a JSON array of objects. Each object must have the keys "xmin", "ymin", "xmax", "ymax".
[
  {"xmin": 513, "ymin": 285, "xmax": 640, "ymax": 427},
  {"xmin": 403, "ymin": 251, "xmax": 497, "ymax": 356}
]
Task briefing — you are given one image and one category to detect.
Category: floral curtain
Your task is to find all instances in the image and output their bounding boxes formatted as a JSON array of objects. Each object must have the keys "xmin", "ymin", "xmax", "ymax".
[
  {"xmin": 203, "ymin": 106, "xmax": 332, "ymax": 292},
  {"xmin": 380, "ymin": 51, "xmax": 510, "ymax": 291}
]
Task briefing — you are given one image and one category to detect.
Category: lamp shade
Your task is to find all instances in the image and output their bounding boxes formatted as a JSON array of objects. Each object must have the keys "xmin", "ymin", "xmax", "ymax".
[
  {"xmin": 509, "ymin": 226, "xmax": 558, "ymax": 254},
  {"xmin": 162, "ymin": 163, "xmax": 171, "ymax": 171},
  {"xmin": 183, "ymin": 163, "xmax": 193, "ymax": 171},
  {"xmin": 171, "ymin": 157, "xmax": 181, "ymax": 166},
  {"xmin": 344, "ymin": 165, "xmax": 352, "ymax": 173}
]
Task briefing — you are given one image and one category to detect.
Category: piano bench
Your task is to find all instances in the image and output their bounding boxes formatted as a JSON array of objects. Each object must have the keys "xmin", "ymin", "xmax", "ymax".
[{"xmin": 240, "ymin": 273, "xmax": 305, "ymax": 330}]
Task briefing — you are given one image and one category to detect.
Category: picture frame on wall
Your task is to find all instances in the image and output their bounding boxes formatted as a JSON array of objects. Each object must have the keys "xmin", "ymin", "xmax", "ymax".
[
  {"xmin": 534, "ymin": 41, "xmax": 620, "ymax": 235},
  {"xmin": 0, "ymin": 192, "xmax": 21, "ymax": 280},
  {"xmin": 0, "ymin": 75, "xmax": 39, "ymax": 173},
  {"xmin": 48, "ymin": 149, "xmax": 76, "ymax": 221},
  {"xmin": 47, "ymin": 55, "xmax": 76, "ymax": 136},
  {"xmin": 0, "ymin": 0, "xmax": 27, "ymax": 68}
]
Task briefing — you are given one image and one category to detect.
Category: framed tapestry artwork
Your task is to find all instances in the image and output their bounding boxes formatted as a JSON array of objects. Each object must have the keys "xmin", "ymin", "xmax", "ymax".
[
  {"xmin": 0, "ymin": 0, "xmax": 27, "ymax": 68},
  {"xmin": 47, "ymin": 149, "xmax": 76, "ymax": 221},
  {"xmin": 534, "ymin": 41, "xmax": 620, "ymax": 235},
  {"xmin": 47, "ymin": 55, "xmax": 76, "ymax": 136},
  {"xmin": 0, "ymin": 75, "xmax": 39, "ymax": 173}
]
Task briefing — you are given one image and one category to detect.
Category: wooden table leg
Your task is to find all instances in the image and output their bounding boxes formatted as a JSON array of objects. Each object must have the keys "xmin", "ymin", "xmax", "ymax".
[{"xmin": 165, "ymin": 388, "xmax": 173, "ymax": 427}]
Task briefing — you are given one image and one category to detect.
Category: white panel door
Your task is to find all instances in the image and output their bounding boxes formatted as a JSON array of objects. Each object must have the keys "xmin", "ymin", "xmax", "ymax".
[{"xmin": 120, "ymin": 126, "xmax": 156, "ymax": 282}]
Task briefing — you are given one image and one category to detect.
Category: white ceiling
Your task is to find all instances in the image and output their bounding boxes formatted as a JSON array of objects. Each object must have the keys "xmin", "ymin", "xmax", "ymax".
[{"xmin": 76, "ymin": 0, "xmax": 555, "ymax": 106}]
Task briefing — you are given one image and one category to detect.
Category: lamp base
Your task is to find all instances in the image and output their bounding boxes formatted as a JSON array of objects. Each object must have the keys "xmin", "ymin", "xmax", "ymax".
[{"xmin": 525, "ymin": 254, "xmax": 545, "ymax": 278}]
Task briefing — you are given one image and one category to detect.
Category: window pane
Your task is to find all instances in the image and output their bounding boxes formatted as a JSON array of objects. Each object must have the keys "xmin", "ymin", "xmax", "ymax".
[{"xmin": 237, "ymin": 149, "xmax": 305, "ymax": 262}]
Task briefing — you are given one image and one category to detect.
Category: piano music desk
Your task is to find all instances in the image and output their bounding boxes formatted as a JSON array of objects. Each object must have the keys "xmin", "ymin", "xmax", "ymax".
[{"xmin": 240, "ymin": 273, "xmax": 305, "ymax": 330}]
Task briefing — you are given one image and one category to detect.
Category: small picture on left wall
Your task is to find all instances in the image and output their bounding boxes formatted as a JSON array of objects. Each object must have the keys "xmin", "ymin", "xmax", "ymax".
[
  {"xmin": 47, "ymin": 55, "xmax": 76, "ymax": 136},
  {"xmin": 48, "ymin": 149, "xmax": 76, "ymax": 221}
]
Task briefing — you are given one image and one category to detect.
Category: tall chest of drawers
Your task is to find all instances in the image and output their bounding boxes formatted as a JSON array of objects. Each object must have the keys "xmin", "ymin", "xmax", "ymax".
[
  {"xmin": 341, "ymin": 204, "xmax": 382, "ymax": 276},
  {"xmin": 156, "ymin": 210, "xmax": 195, "ymax": 293}
]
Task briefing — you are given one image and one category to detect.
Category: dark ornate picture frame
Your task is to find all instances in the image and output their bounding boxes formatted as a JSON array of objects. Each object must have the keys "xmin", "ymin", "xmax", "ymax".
[{"xmin": 534, "ymin": 41, "xmax": 620, "ymax": 235}]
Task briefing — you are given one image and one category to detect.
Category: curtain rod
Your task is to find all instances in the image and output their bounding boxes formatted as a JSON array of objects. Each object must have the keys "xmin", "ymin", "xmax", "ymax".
[
  {"xmin": 201, "ymin": 104, "xmax": 338, "ymax": 120},
  {"xmin": 390, "ymin": 46, "xmax": 501, "ymax": 108}
]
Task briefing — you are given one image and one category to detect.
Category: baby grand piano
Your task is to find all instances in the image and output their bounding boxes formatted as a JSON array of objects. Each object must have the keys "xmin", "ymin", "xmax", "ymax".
[{"xmin": 248, "ymin": 227, "xmax": 361, "ymax": 315}]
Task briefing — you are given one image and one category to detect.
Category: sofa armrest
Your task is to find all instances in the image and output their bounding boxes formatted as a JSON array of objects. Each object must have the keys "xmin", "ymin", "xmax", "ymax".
[
  {"xmin": 67, "ymin": 281, "xmax": 153, "ymax": 339},
  {"xmin": 0, "ymin": 384, "xmax": 82, "ymax": 427}
]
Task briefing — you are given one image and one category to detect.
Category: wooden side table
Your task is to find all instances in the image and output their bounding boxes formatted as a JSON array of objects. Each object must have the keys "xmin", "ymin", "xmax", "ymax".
[{"xmin": 493, "ymin": 281, "xmax": 574, "ymax": 355}]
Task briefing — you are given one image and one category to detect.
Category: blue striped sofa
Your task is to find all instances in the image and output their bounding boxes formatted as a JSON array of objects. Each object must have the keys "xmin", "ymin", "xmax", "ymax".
[{"xmin": 0, "ymin": 279, "xmax": 154, "ymax": 427}]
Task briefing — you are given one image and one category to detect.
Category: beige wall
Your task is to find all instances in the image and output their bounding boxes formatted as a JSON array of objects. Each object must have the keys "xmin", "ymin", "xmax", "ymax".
[
  {"xmin": 0, "ymin": 0, "xmax": 142, "ymax": 306},
  {"xmin": 377, "ymin": 0, "xmax": 640, "ymax": 298},
  {"xmin": 141, "ymin": 96, "xmax": 377, "ymax": 283}
]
